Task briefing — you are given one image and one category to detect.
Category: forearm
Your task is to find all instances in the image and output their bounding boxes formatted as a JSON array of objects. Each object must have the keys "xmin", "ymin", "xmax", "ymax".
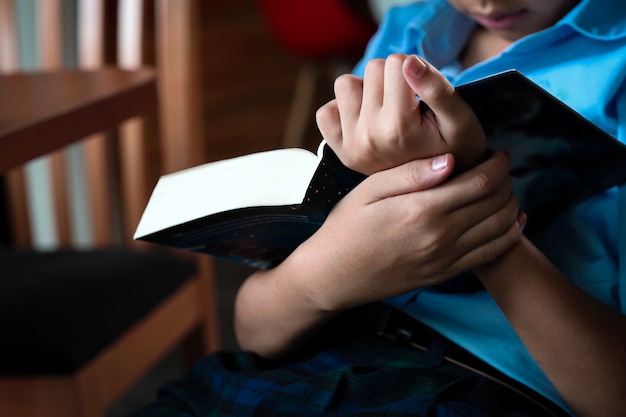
[
  {"xmin": 475, "ymin": 237, "xmax": 626, "ymax": 417},
  {"xmin": 234, "ymin": 233, "xmax": 345, "ymax": 359}
]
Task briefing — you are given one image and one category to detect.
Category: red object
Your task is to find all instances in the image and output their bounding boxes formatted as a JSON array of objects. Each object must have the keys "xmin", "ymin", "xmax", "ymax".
[{"xmin": 256, "ymin": 0, "xmax": 376, "ymax": 59}]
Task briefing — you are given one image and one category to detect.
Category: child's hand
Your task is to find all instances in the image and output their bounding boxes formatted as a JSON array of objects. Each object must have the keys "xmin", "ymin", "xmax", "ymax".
[
  {"xmin": 297, "ymin": 151, "xmax": 522, "ymax": 310},
  {"xmin": 316, "ymin": 54, "xmax": 486, "ymax": 175}
]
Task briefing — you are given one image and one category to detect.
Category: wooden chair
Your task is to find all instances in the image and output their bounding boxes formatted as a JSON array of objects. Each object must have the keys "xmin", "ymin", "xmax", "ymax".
[{"xmin": 0, "ymin": 1, "xmax": 219, "ymax": 416}]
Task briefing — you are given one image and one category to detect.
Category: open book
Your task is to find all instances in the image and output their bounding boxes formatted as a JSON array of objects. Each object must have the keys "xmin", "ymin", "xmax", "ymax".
[
  {"xmin": 134, "ymin": 143, "xmax": 366, "ymax": 269},
  {"xmin": 135, "ymin": 70, "xmax": 626, "ymax": 269}
]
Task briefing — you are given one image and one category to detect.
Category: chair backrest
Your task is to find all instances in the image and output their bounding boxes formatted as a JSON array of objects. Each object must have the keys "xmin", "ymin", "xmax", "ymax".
[{"xmin": 0, "ymin": 0, "xmax": 207, "ymax": 251}]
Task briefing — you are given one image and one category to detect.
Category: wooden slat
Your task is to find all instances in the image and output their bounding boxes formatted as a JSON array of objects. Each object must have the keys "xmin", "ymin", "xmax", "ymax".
[
  {"xmin": 156, "ymin": 0, "xmax": 221, "ymax": 354},
  {"xmin": 38, "ymin": 0, "xmax": 64, "ymax": 69},
  {"xmin": 0, "ymin": 0, "xmax": 32, "ymax": 247},
  {"xmin": 47, "ymin": 152, "xmax": 72, "ymax": 246},
  {"xmin": 117, "ymin": 0, "xmax": 153, "ymax": 245},
  {"xmin": 5, "ymin": 169, "xmax": 31, "ymax": 247},
  {"xmin": 0, "ymin": 0, "xmax": 18, "ymax": 71},
  {"xmin": 184, "ymin": 255, "xmax": 222, "ymax": 357},
  {"xmin": 38, "ymin": 0, "xmax": 73, "ymax": 246},
  {"xmin": 78, "ymin": 0, "xmax": 116, "ymax": 246},
  {"xmin": 156, "ymin": 0, "xmax": 206, "ymax": 172},
  {"xmin": 0, "ymin": 70, "xmax": 157, "ymax": 174},
  {"xmin": 0, "ymin": 378, "xmax": 83, "ymax": 417},
  {"xmin": 77, "ymin": 0, "xmax": 105, "ymax": 70}
]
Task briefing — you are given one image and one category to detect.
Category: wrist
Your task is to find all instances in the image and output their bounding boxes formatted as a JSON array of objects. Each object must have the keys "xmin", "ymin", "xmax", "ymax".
[
  {"xmin": 474, "ymin": 236, "xmax": 540, "ymax": 293},
  {"xmin": 286, "ymin": 234, "xmax": 350, "ymax": 314},
  {"xmin": 234, "ymin": 252, "xmax": 339, "ymax": 357}
]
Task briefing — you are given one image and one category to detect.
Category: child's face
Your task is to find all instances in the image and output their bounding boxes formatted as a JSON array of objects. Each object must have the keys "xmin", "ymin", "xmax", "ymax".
[{"xmin": 446, "ymin": 0, "xmax": 580, "ymax": 41}]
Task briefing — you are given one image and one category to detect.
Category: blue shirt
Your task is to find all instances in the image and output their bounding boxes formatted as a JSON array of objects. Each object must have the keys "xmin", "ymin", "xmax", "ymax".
[{"xmin": 352, "ymin": 0, "xmax": 626, "ymax": 413}]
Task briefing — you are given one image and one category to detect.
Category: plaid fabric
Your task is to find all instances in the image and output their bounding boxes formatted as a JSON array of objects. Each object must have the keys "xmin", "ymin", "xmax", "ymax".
[{"xmin": 131, "ymin": 314, "xmax": 560, "ymax": 417}]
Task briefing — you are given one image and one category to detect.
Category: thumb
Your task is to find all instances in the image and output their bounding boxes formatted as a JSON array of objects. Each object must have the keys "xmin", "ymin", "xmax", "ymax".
[
  {"xmin": 361, "ymin": 153, "xmax": 455, "ymax": 203},
  {"xmin": 402, "ymin": 55, "xmax": 486, "ymax": 169},
  {"xmin": 402, "ymin": 55, "xmax": 458, "ymax": 112}
]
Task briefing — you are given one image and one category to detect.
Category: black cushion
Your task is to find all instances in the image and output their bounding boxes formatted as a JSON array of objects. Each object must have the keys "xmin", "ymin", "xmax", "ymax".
[{"xmin": 0, "ymin": 248, "xmax": 195, "ymax": 374}]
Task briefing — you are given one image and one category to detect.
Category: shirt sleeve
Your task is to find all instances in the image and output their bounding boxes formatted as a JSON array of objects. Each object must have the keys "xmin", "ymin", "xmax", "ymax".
[
  {"xmin": 618, "ymin": 186, "xmax": 626, "ymax": 314},
  {"xmin": 616, "ymin": 85, "xmax": 626, "ymax": 314}
]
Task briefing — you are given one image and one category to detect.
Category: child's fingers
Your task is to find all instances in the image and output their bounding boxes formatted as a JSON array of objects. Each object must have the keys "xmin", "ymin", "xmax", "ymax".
[
  {"xmin": 358, "ymin": 153, "xmax": 455, "ymax": 202},
  {"xmin": 383, "ymin": 53, "xmax": 420, "ymax": 112},
  {"xmin": 361, "ymin": 58, "xmax": 385, "ymax": 112},
  {"xmin": 431, "ymin": 151, "xmax": 513, "ymax": 216},
  {"xmin": 333, "ymin": 74, "xmax": 364, "ymax": 133},
  {"xmin": 316, "ymin": 100, "xmax": 343, "ymax": 147},
  {"xmin": 402, "ymin": 55, "xmax": 486, "ymax": 168},
  {"xmin": 454, "ymin": 207, "xmax": 524, "ymax": 271},
  {"xmin": 320, "ymin": 74, "xmax": 363, "ymax": 150},
  {"xmin": 401, "ymin": 55, "xmax": 460, "ymax": 118}
]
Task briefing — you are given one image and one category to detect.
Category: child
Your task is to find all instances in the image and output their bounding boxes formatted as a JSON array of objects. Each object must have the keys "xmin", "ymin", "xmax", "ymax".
[
  {"xmin": 314, "ymin": 51, "xmax": 626, "ymax": 417},
  {"xmin": 133, "ymin": 1, "xmax": 626, "ymax": 416}
]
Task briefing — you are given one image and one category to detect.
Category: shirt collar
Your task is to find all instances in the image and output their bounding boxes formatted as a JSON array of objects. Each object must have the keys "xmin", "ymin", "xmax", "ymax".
[
  {"xmin": 404, "ymin": 1, "xmax": 474, "ymax": 67},
  {"xmin": 561, "ymin": 0, "xmax": 626, "ymax": 40},
  {"xmin": 410, "ymin": 0, "xmax": 626, "ymax": 66}
]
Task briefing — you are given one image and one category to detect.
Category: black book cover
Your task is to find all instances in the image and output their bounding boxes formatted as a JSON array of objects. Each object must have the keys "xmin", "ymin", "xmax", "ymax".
[
  {"xmin": 143, "ymin": 146, "xmax": 365, "ymax": 269},
  {"xmin": 459, "ymin": 70, "xmax": 626, "ymax": 237}
]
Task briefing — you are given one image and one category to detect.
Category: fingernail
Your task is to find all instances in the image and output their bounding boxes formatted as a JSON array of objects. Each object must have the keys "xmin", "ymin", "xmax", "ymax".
[
  {"xmin": 404, "ymin": 55, "xmax": 427, "ymax": 79},
  {"xmin": 432, "ymin": 154, "xmax": 449, "ymax": 171}
]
